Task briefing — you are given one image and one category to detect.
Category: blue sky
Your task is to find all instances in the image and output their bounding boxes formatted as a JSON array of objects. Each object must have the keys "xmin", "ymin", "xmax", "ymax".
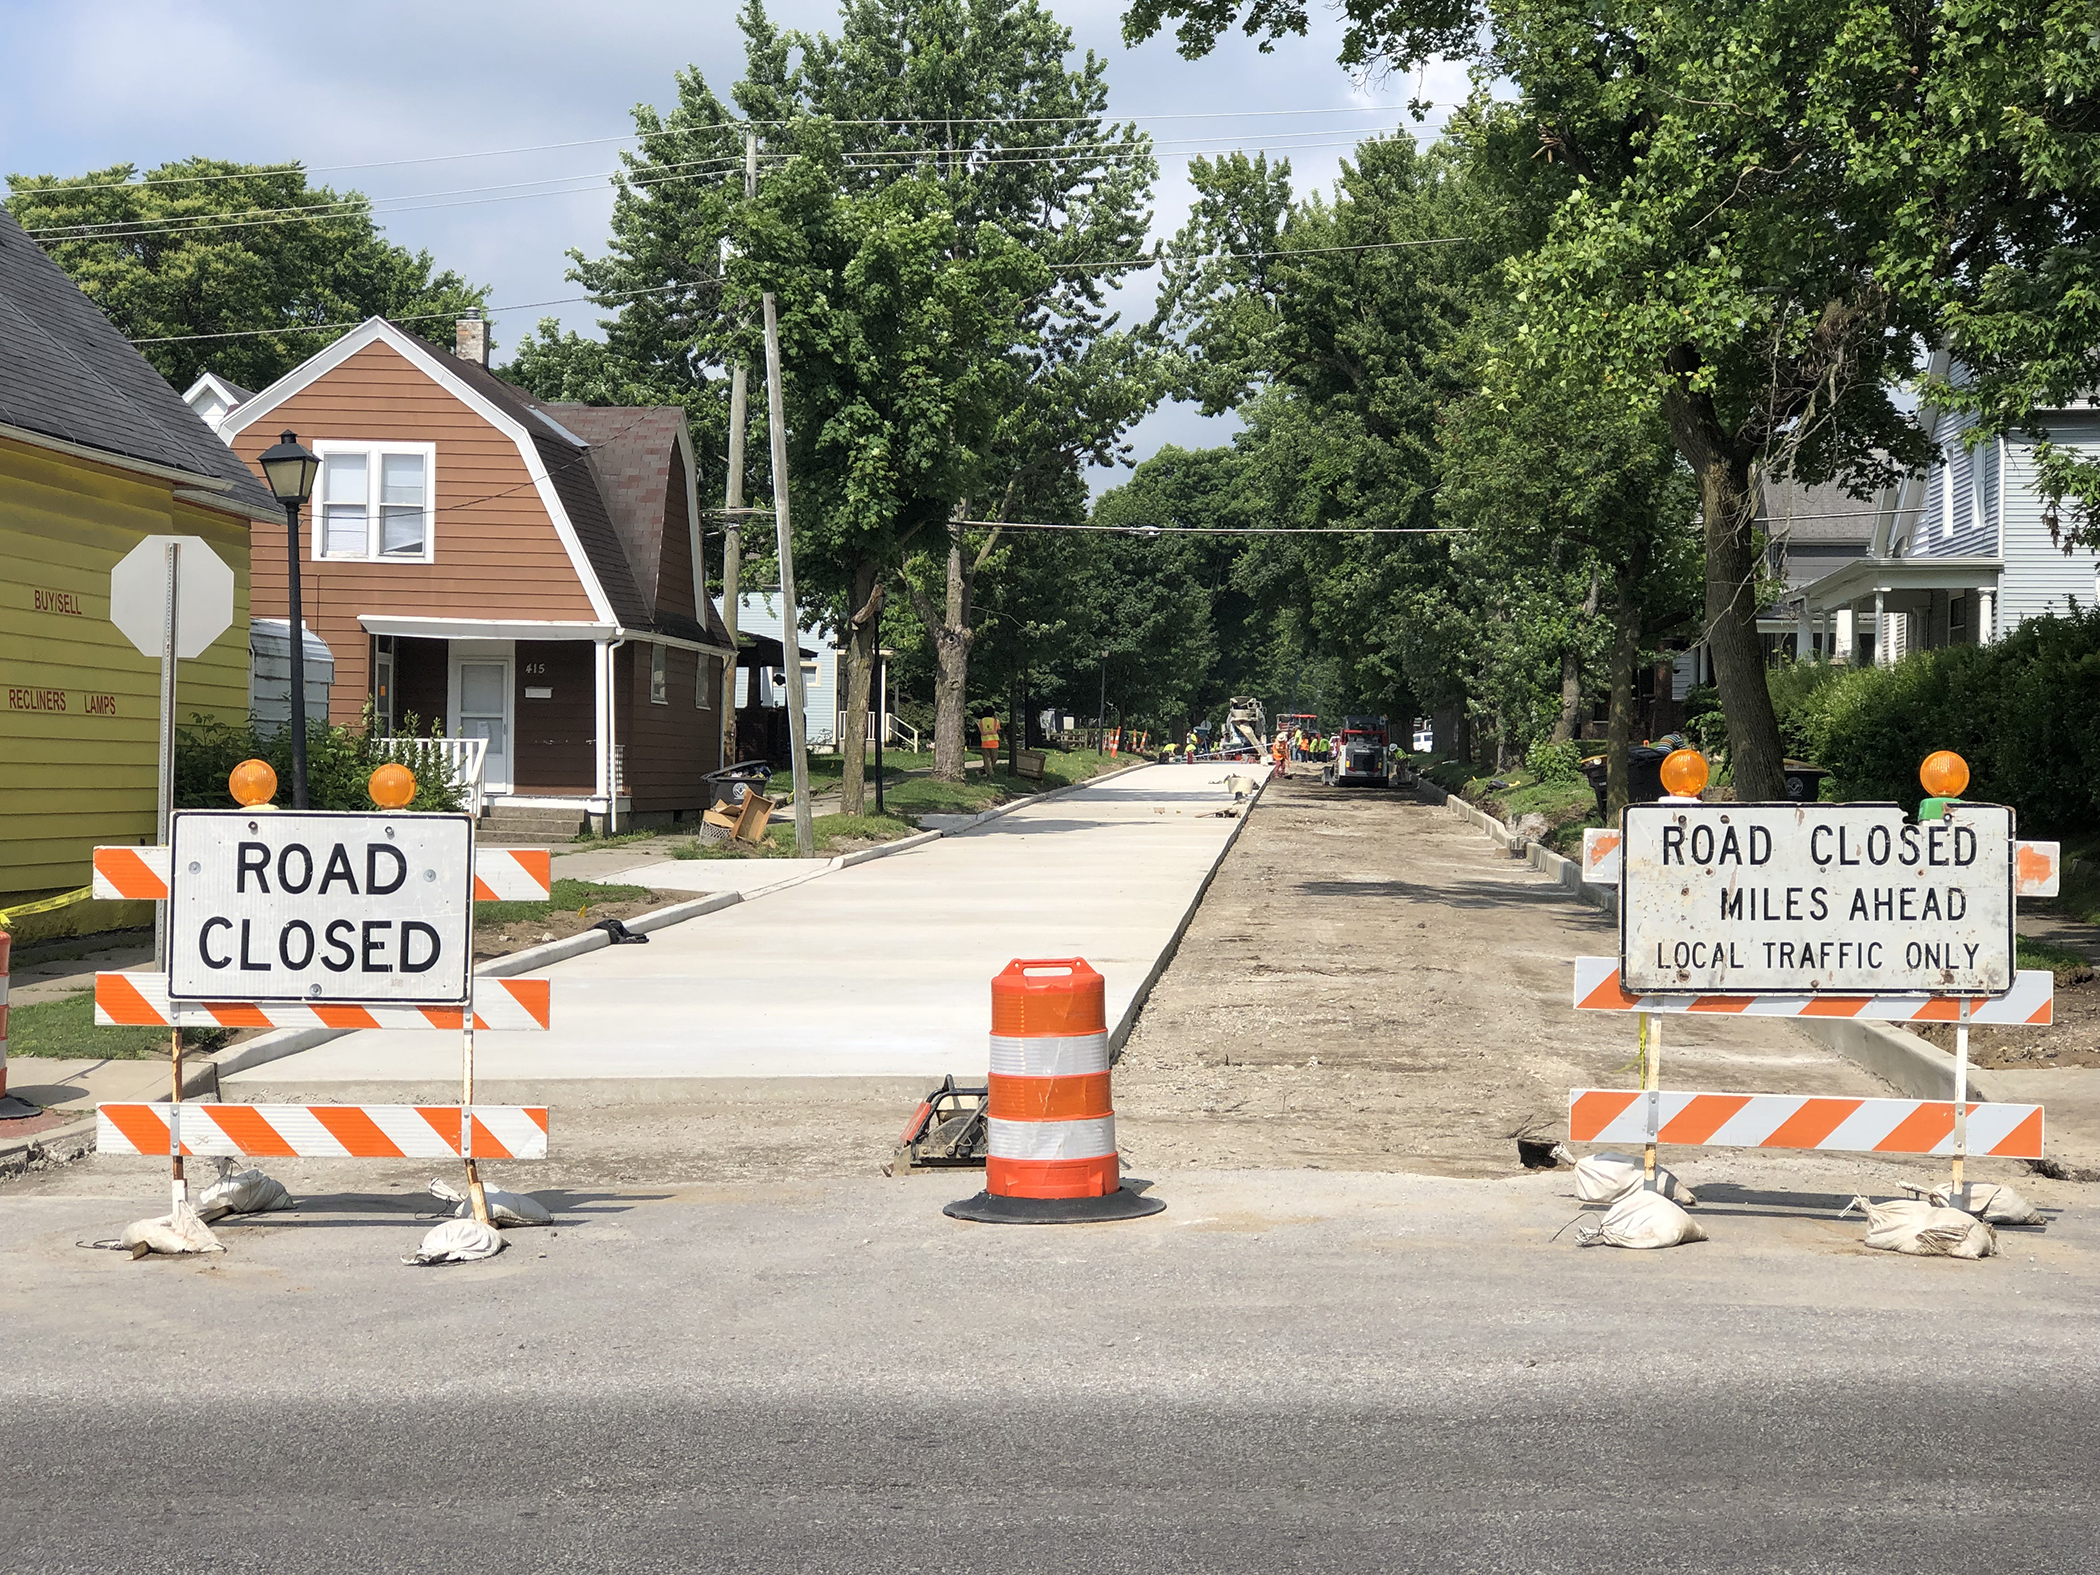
[{"xmin": 1, "ymin": 0, "xmax": 1467, "ymax": 491}]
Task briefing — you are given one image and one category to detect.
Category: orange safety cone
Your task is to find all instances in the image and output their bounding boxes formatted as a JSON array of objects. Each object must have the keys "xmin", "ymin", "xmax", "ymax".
[{"xmin": 944, "ymin": 958, "xmax": 1164, "ymax": 1224}]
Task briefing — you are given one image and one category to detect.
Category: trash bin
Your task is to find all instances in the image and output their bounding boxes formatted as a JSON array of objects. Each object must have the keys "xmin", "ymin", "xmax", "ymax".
[
  {"xmin": 1780, "ymin": 761, "xmax": 1828, "ymax": 802},
  {"xmin": 1579, "ymin": 745, "xmax": 1671, "ymax": 821},
  {"xmin": 704, "ymin": 759, "xmax": 775, "ymax": 806}
]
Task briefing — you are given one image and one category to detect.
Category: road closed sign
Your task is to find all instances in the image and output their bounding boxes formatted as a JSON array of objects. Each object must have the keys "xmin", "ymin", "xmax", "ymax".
[
  {"xmin": 168, "ymin": 810, "xmax": 474, "ymax": 1005},
  {"xmin": 1620, "ymin": 801, "xmax": 2015, "ymax": 996}
]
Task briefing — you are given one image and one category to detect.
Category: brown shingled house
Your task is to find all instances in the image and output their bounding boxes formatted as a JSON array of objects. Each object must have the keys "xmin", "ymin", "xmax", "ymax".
[{"xmin": 219, "ymin": 316, "xmax": 734, "ymax": 834}]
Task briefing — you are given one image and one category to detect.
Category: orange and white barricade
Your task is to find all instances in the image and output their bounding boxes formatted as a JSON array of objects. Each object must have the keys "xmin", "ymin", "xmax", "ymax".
[
  {"xmin": 944, "ymin": 957, "xmax": 1163, "ymax": 1223},
  {"xmin": 1570, "ymin": 1088, "xmax": 2043, "ymax": 1160},
  {"xmin": 0, "ymin": 928, "xmax": 23, "ymax": 1117},
  {"xmin": 98, "ymin": 1101, "xmax": 549, "ymax": 1160}
]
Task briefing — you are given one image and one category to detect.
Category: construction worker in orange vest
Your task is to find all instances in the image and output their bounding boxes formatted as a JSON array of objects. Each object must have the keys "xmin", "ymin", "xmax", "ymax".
[{"xmin": 1271, "ymin": 733, "xmax": 1287, "ymax": 778}]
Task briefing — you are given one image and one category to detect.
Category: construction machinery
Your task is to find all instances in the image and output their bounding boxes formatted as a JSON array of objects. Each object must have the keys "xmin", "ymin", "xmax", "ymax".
[
  {"xmin": 1275, "ymin": 712, "xmax": 1324, "ymax": 764},
  {"xmin": 1217, "ymin": 696, "xmax": 1269, "ymax": 760},
  {"xmin": 1323, "ymin": 714, "xmax": 1399, "ymax": 788},
  {"xmin": 887, "ymin": 1076, "xmax": 989, "ymax": 1175}
]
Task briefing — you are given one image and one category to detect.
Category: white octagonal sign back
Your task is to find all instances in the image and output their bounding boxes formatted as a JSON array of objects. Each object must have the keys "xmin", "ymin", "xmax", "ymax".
[{"xmin": 110, "ymin": 535, "xmax": 236, "ymax": 660}]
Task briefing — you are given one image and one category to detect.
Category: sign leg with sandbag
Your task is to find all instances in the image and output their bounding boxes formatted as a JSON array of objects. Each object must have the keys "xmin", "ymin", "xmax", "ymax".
[
  {"xmin": 1567, "ymin": 749, "xmax": 2058, "ymax": 1253},
  {"xmin": 87, "ymin": 761, "xmax": 557, "ymax": 1264}
]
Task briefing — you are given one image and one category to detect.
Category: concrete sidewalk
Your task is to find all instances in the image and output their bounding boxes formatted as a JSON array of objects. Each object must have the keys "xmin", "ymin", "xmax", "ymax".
[{"xmin": 226, "ymin": 762, "xmax": 1255, "ymax": 1087}]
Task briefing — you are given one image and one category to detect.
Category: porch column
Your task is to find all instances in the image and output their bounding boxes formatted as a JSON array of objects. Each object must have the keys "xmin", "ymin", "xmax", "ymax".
[
  {"xmin": 1874, "ymin": 590, "xmax": 1888, "ymax": 667},
  {"xmin": 1835, "ymin": 607, "xmax": 1854, "ymax": 665},
  {"xmin": 1977, "ymin": 589, "xmax": 1995, "ymax": 646},
  {"xmin": 1794, "ymin": 600, "xmax": 1811, "ymax": 661},
  {"xmin": 592, "ymin": 639, "xmax": 612, "ymax": 806}
]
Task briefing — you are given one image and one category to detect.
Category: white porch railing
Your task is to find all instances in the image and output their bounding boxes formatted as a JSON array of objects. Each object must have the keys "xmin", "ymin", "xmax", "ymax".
[
  {"xmin": 834, "ymin": 712, "xmax": 916, "ymax": 751},
  {"xmin": 378, "ymin": 736, "xmax": 489, "ymax": 816}
]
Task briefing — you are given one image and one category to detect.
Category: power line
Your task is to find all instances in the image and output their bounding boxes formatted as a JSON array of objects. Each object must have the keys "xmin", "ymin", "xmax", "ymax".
[
  {"xmin": 964, "ymin": 520, "xmax": 1466, "ymax": 535},
  {"xmin": 123, "ymin": 283, "xmax": 697, "ymax": 344},
  {"xmin": 17, "ymin": 105, "xmax": 1437, "ymax": 195},
  {"xmin": 123, "ymin": 237, "xmax": 1470, "ymax": 345},
  {"xmin": 25, "ymin": 132, "xmax": 1397, "ymax": 243}
]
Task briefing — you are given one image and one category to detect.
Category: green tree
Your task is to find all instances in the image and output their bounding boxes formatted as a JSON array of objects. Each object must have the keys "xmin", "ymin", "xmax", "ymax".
[
  {"xmin": 6, "ymin": 159, "xmax": 489, "ymax": 391},
  {"xmin": 1125, "ymin": 0, "xmax": 2100, "ymax": 801},
  {"xmin": 513, "ymin": 0, "xmax": 1161, "ymax": 801}
]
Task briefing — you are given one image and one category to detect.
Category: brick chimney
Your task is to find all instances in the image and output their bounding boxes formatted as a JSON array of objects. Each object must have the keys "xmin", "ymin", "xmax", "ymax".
[{"xmin": 455, "ymin": 310, "xmax": 489, "ymax": 367}]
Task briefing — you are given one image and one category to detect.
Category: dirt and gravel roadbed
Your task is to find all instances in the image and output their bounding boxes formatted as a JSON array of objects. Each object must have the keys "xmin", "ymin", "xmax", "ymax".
[{"xmin": 1111, "ymin": 774, "xmax": 1959, "ymax": 1184}]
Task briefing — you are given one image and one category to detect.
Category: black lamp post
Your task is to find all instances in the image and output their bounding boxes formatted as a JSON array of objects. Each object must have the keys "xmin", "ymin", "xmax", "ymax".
[{"xmin": 258, "ymin": 431, "xmax": 320, "ymax": 809}]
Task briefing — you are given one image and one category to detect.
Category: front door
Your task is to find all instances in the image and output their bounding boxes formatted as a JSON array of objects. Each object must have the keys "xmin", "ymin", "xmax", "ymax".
[{"xmin": 456, "ymin": 658, "xmax": 512, "ymax": 793}]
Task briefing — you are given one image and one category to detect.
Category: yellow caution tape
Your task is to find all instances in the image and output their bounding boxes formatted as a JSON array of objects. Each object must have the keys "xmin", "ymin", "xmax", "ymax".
[{"xmin": 0, "ymin": 884, "xmax": 95, "ymax": 929}]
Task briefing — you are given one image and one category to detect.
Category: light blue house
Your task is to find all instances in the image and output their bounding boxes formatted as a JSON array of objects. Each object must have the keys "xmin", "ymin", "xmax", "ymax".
[
  {"xmin": 733, "ymin": 592, "xmax": 839, "ymax": 748},
  {"xmin": 1791, "ymin": 391, "xmax": 2100, "ymax": 662}
]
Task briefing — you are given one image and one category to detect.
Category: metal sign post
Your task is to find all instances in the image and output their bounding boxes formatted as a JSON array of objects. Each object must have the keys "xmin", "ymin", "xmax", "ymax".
[{"xmin": 460, "ymin": 820, "xmax": 491, "ymax": 1226}]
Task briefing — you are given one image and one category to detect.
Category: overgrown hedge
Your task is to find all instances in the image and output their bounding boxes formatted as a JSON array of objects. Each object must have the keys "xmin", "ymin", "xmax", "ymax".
[
  {"xmin": 175, "ymin": 708, "xmax": 465, "ymax": 813},
  {"xmin": 1779, "ymin": 606, "xmax": 2100, "ymax": 832}
]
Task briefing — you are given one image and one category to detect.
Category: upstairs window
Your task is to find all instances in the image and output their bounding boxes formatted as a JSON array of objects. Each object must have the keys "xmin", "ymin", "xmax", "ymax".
[
  {"xmin": 313, "ymin": 442, "xmax": 436, "ymax": 562},
  {"xmin": 650, "ymin": 643, "xmax": 668, "ymax": 704}
]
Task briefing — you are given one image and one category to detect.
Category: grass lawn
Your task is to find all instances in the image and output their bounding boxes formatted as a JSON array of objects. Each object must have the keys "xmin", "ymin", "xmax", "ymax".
[
  {"xmin": 2018, "ymin": 934, "xmax": 2096, "ymax": 983},
  {"xmin": 800, "ymin": 750, "xmax": 935, "ymax": 793},
  {"xmin": 473, "ymin": 877, "xmax": 653, "ymax": 930},
  {"xmin": 7, "ymin": 991, "xmax": 228, "ymax": 1060}
]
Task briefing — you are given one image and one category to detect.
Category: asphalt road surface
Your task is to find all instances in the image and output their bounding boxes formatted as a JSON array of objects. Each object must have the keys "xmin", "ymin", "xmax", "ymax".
[{"xmin": 5, "ymin": 1167, "xmax": 2095, "ymax": 1573}]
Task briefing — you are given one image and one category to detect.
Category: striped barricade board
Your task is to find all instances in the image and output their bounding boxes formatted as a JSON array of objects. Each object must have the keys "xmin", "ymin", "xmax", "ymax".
[
  {"xmin": 93, "ymin": 845, "xmax": 551, "ymax": 903},
  {"xmin": 1569, "ymin": 1087, "xmax": 2043, "ymax": 1160},
  {"xmin": 1571, "ymin": 957, "xmax": 2053, "ymax": 1024},
  {"xmin": 95, "ymin": 972, "xmax": 552, "ymax": 1032},
  {"xmin": 97, "ymin": 1102, "xmax": 549, "ymax": 1160}
]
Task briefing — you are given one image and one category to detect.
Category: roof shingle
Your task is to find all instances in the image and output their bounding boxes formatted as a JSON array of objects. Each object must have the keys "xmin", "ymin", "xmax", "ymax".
[{"xmin": 0, "ymin": 209, "xmax": 281, "ymax": 519}]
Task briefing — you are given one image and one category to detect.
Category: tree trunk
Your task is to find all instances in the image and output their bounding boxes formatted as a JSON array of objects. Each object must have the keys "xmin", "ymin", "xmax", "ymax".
[
  {"xmin": 1553, "ymin": 566, "xmax": 1602, "ymax": 744},
  {"xmin": 905, "ymin": 517, "xmax": 973, "ymax": 782},
  {"xmin": 1605, "ymin": 547, "xmax": 1645, "ymax": 823},
  {"xmin": 1661, "ymin": 386, "xmax": 1787, "ymax": 801},
  {"xmin": 837, "ymin": 559, "xmax": 883, "ymax": 815}
]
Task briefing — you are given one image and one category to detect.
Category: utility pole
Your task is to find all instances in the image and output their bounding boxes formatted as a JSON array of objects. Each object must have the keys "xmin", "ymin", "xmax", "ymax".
[
  {"xmin": 718, "ymin": 128, "xmax": 758, "ymax": 765},
  {"xmin": 762, "ymin": 290, "xmax": 815, "ymax": 858}
]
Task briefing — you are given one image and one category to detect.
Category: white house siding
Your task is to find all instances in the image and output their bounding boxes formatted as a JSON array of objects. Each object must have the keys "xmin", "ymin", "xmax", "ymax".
[
  {"xmin": 733, "ymin": 593, "xmax": 839, "ymax": 746},
  {"xmin": 1998, "ymin": 415, "xmax": 2100, "ymax": 636},
  {"xmin": 1915, "ymin": 410, "xmax": 1998, "ymax": 560}
]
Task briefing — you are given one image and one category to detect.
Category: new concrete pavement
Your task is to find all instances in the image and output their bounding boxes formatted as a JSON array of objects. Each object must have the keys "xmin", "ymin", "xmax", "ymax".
[{"xmin": 225, "ymin": 762, "xmax": 1254, "ymax": 1085}]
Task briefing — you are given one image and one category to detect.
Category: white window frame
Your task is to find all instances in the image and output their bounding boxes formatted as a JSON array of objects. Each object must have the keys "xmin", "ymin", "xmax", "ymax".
[
  {"xmin": 695, "ymin": 652, "xmax": 713, "ymax": 710},
  {"xmin": 649, "ymin": 642, "xmax": 669, "ymax": 705},
  {"xmin": 311, "ymin": 439, "xmax": 438, "ymax": 564}
]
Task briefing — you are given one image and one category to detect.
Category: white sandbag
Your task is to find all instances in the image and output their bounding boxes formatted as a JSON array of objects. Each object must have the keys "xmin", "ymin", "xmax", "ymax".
[
  {"xmin": 1925, "ymin": 1181, "xmax": 2045, "ymax": 1227},
  {"xmin": 1574, "ymin": 1151, "xmax": 1698, "ymax": 1206},
  {"xmin": 1577, "ymin": 1187, "xmax": 1708, "ymax": 1249},
  {"xmin": 405, "ymin": 1217, "xmax": 505, "ymax": 1266},
  {"xmin": 197, "ymin": 1160, "xmax": 294, "ymax": 1222},
  {"xmin": 428, "ymin": 1177, "xmax": 552, "ymax": 1228},
  {"xmin": 1845, "ymin": 1196, "xmax": 1997, "ymax": 1259},
  {"xmin": 121, "ymin": 1201, "xmax": 225, "ymax": 1256}
]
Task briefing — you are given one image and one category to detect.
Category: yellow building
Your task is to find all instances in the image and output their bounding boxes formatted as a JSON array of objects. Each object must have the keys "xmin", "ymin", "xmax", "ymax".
[{"xmin": 0, "ymin": 210, "xmax": 281, "ymax": 937}]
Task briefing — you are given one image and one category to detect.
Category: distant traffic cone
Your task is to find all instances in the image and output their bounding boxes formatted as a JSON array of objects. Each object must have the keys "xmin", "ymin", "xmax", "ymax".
[{"xmin": 944, "ymin": 958, "xmax": 1163, "ymax": 1224}]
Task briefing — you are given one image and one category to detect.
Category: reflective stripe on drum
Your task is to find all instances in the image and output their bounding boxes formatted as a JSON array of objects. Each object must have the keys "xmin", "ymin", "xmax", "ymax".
[
  {"xmin": 988, "ymin": 1032, "xmax": 1110, "ymax": 1077},
  {"xmin": 986, "ymin": 1115, "xmax": 1116, "ymax": 1162}
]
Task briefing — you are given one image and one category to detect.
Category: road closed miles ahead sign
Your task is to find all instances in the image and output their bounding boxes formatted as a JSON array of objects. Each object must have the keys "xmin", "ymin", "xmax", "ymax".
[
  {"xmin": 1620, "ymin": 801, "xmax": 2015, "ymax": 997},
  {"xmin": 168, "ymin": 810, "xmax": 474, "ymax": 1005}
]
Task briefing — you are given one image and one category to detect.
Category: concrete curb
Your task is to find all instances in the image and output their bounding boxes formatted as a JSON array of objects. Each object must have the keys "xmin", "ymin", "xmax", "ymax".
[
  {"xmin": 1418, "ymin": 778, "xmax": 1998, "ymax": 1102},
  {"xmin": 212, "ymin": 892, "xmax": 752, "ymax": 1080},
  {"xmin": 1790, "ymin": 1017, "xmax": 2003, "ymax": 1103},
  {"xmin": 1414, "ymin": 780, "xmax": 1618, "ymax": 917},
  {"xmin": 1109, "ymin": 770, "xmax": 1269, "ymax": 1062}
]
